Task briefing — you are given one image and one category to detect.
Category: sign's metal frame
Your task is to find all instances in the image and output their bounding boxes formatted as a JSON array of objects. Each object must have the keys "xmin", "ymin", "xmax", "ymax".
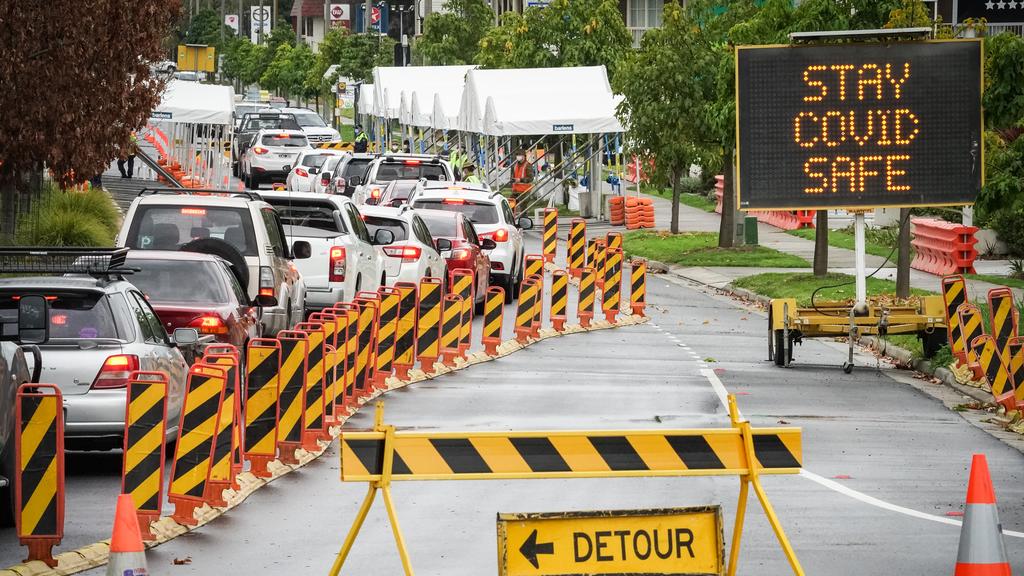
[{"xmin": 327, "ymin": 397, "xmax": 805, "ymax": 576}]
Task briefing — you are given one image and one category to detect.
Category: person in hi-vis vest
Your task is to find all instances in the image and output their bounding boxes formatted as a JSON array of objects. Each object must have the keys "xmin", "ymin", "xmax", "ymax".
[{"xmin": 510, "ymin": 149, "xmax": 534, "ymax": 197}]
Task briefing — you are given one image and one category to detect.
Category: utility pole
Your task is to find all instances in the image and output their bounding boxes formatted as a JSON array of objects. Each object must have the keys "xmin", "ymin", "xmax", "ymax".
[
  {"xmin": 238, "ymin": 0, "xmax": 244, "ymax": 37},
  {"xmin": 220, "ymin": 0, "xmax": 226, "ymax": 46},
  {"xmin": 258, "ymin": 0, "xmax": 265, "ymax": 43}
]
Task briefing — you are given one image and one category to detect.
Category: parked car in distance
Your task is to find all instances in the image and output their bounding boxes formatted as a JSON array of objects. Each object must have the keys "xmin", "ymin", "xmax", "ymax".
[
  {"xmin": 359, "ymin": 205, "xmax": 449, "ymax": 287},
  {"xmin": 374, "ymin": 180, "xmax": 419, "ymax": 207},
  {"xmin": 411, "ymin": 183, "xmax": 531, "ymax": 299},
  {"xmin": 356, "ymin": 154, "xmax": 453, "ymax": 205},
  {"xmin": 240, "ymin": 129, "xmax": 311, "ymax": 189},
  {"xmin": 233, "ymin": 101, "xmax": 271, "ymax": 130},
  {"xmin": 117, "ymin": 189, "xmax": 309, "ymax": 336},
  {"xmin": 259, "ymin": 191, "xmax": 391, "ymax": 313},
  {"xmin": 323, "ymin": 153, "xmax": 377, "ymax": 197},
  {"xmin": 125, "ymin": 251, "xmax": 260, "ymax": 350},
  {"xmin": 286, "ymin": 149, "xmax": 346, "ymax": 193},
  {"xmin": 277, "ymin": 107, "xmax": 341, "ymax": 144},
  {"xmin": 416, "ymin": 209, "xmax": 493, "ymax": 307},
  {"xmin": 233, "ymin": 111, "xmax": 301, "ymax": 172}
]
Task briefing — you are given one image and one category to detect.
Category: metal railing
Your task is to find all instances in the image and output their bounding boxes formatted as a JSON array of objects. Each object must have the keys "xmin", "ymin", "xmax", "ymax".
[{"xmin": 514, "ymin": 136, "xmax": 601, "ymax": 217}]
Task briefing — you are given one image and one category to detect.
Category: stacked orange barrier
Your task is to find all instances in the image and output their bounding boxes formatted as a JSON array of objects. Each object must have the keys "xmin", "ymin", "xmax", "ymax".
[
  {"xmin": 625, "ymin": 197, "xmax": 655, "ymax": 229},
  {"xmin": 911, "ymin": 218, "xmax": 979, "ymax": 275},
  {"xmin": 714, "ymin": 174, "xmax": 813, "ymax": 230},
  {"xmin": 609, "ymin": 196, "xmax": 625, "ymax": 225}
]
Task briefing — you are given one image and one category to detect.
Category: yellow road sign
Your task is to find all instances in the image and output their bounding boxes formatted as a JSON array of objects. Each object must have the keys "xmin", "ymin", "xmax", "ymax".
[{"xmin": 498, "ymin": 507, "xmax": 723, "ymax": 576}]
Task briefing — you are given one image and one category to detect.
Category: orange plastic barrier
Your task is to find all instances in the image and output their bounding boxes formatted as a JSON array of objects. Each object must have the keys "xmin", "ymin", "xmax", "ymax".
[{"xmin": 911, "ymin": 218, "xmax": 978, "ymax": 275}]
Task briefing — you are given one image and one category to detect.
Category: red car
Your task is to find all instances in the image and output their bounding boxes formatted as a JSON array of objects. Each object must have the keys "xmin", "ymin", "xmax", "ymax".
[
  {"xmin": 125, "ymin": 250, "xmax": 260, "ymax": 351},
  {"xmin": 416, "ymin": 209, "xmax": 495, "ymax": 308}
]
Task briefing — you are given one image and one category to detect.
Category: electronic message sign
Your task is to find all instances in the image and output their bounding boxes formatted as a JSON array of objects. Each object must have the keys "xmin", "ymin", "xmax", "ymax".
[{"xmin": 736, "ymin": 41, "xmax": 982, "ymax": 211}]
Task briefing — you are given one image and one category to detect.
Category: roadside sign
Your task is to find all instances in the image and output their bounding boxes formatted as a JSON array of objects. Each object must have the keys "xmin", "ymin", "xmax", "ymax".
[
  {"xmin": 370, "ymin": 6, "xmax": 381, "ymax": 23},
  {"xmin": 955, "ymin": 0, "xmax": 1024, "ymax": 23},
  {"xmin": 250, "ymin": 6, "xmax": 272, "ymax": 43},
  {"xmin": 330, "ymin": 3, "xmax": 350, "ymax": 27},
  {"xmin": 497, "ymin": 507, "xmax": 724, "ymax": 575},
  {"xmin": 735, "ymin": 40, "xmax": 983, "ymax": 210},
  {"xmin": 225, "ymin": 14, "xmax": 239, "ymax": 33}
]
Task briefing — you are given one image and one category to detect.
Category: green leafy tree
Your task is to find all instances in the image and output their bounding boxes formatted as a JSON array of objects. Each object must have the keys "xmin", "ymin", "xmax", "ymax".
[
  {"xmin": 477, "ymin": 10, "xmax": 554, "ymax": 69},
  {"xmin": 418, "ymin": 0, "xmax": 494, "ymax": 65},
  {"xmin": 184, "ymin": 8, "xmax": 232, "ymax": 49}
]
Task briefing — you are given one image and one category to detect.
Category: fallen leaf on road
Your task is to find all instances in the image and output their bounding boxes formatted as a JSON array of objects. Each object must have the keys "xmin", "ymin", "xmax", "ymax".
[
  {"xmin": 173, "ymin": 557, "xmax": 192, "ymax": 565},
  {"xmin": 704, "ymin": 357, "xmax": 716, "ymax": 363},
  {"xmin": 777, "ymin": 419, "xmax": 790, "ymax": 425},
  {"xmin": 702, "ymin": 320, "xmax": 710, "ymax": 324},
  {"xmin": 740, "ymin": 317, "xmax": 748, "ymax": 321}
]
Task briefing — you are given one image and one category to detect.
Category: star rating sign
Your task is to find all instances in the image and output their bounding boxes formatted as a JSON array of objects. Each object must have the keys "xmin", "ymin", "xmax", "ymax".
[
  {"xmin": 996, "ymin": 1, "xmax": 1006, "ymax": 9},
  {"xmin": 986, "ymin": 0, "xmax": 995, "ymax": 7},
  {"xmin": 1010, "ymin": 1, "xmax": 1020, "ymax": 8}
]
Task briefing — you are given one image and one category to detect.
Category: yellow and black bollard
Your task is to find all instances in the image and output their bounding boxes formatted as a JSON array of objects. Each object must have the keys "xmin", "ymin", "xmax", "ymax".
[
  {"xmin": 606, "ymin": 231, "xmax": 623, "ymax": 251},
  {"xmin": 550, "ymin": 269, "xmax": 568, "ymax": 331},
  {"xmin": 451, "ymin": 269, "xmax": 475, "ymax": 356},
  {"xmin": 602, "ymin": 247, "xmax": 623, "ymax": 323},
  {"xmin": 200, "ymin": 353, "xmax": 239, "ymax": 505},
  {"xmin": 586, "ymin": 238, "xmax": 597, "ymax": 269},
  {"xmin": 970, "ymin": 334, "xmax": 1017, "ymax": 411},
  {"xmin": 296, "ymin": 322, "xmax": 330, "ymax": 447},
  {"xmin": 957, "ymin": 303, "xmax": 985, "ymax": 379},
  {"xmin": 353, "ymin": 297, "xmax": 379, "ymax": 398},
  {"xmin": 578, "ymin": 266, "xmax": 596, "ymax": 328},
  {"xmin": 417, "ymin": 277, "xmax": 443, "ymax": 372},
  {"xmin": 15, "ymin": 384, "xmax": 64, "ymax": 567},
  {"xmin": 169, "ymin": 364, "xmax": 226, "ymax": 525},
  {"xmin": 568, "ymin": 218, "xmax": 586, "ymax": 278},
  {"xmin": 542, "ymin": 207, "xmax": 558, "ymax": 262},
  {"xmin": 375, "ymin": 288, "xmax": 401, "ymax": 389},
  {"xmin": 481, "ymin": 286, "xmax": 505, "ymax": 356},
  {"xmin": 941, "ymin": 275, "xmax": 968, "ymax": 365},
  {"xmin": 515, "ymin": 279, "xmax": 538, "ymax": 343},
  {"xmin": 523, "ymin": 254, "xmax": 545, "ymax": 282},
  {"xmin": 243, "ymin": 339, "xmax": 281, "ymax": 478},
  {"xmin": 594, "ymin": 239, "xmax": 607, "ymax": 290},
  {"xmin": 275, "ymin": 333, "xmax": 308, "ymax": 465},
  {"xmin": 630, "ymin": 259, "xmax": 647, "ymax": 316},
  {"xmin": 441, "ymin": 293, "xmax": 464, "ymax": 367},
  {"xmin": 122, "ymin": 372, "xmax": 168, "ymax": 540},
  {"xmin": 393, "ymin": 282, "xmax": 419, "ymax": 381}
]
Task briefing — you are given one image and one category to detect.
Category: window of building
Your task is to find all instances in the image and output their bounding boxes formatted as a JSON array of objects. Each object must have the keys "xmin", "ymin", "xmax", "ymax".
[{"xmin": 629, "ymin": 0, "xmax": 663, "ymax": 29}]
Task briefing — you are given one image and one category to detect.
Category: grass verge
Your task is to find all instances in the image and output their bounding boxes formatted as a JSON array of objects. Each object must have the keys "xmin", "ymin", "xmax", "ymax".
[
  {"xmin": 642, "ymin": 187, "xmax": 717, "ymax": 212},
  {"xmin": 967, "ymin": 273, "xmax": 1024, "ymax": 290},
  {"xmin": 624, "ymin": 231, "xmax": 810, "ymax": 268},
  {"xmin": 786, "ymin": 227, "xmax": 900, "ymax": 258}
]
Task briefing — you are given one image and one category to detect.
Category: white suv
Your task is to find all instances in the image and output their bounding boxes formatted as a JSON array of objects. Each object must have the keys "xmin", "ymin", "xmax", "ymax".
[
  {"xmin": 356, "ymin": 154, "xmax": 454, "ymax": 205},
  {"xmin": 277, "ymin": 107, "xmax": 341, "ymax": 145},
  {"xmin": 411, "ymin": 183, "xmax": 532, "ymax": 298},
  {"xmin": 259, "ymin": 190, "xmax": 390, "ymax": 313},
  {"xmin": 240, "ymin": 129, "xmax": 311, "ymax": 189},
  {"xmin": 117, "ymin": 189, "xmax": 308, "ymax": 336},
  {"xmin": 358, "ymin": 205, "xmax": 449, "ymax": 287}
]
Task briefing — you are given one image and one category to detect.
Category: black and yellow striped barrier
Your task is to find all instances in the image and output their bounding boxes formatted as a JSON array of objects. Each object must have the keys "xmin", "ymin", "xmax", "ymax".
[
  {"xmin": 329, "ymin": 398, "xmax": 806, "ymax": 576},
  {"xmin": 276, "ymin": 333, "xmax": 308, "ymax": 465},
  {"xmin": 15, "ymin": 384, "xmax": 64, "ymax": 567},
  {"xmin": 451, "ymin": 269, "xmax": 474, "ymax": 356},
  {"xmin": 568, "ymin": 217, "xmax": 586, "ymax": 278},
  {"xmin": 957, "ymin": 303, "xmax": 986, "ymax": 376},
  {"xmin": 594, "ymin": 239, "xmax": 607, "ymax": 290},
  {"xmin": 316, "ymin": 141, "xmax": 355, "ymax": 151},
  {"xmin": 524, "ymin": 254, "xmax": 545, "ymax": 282},
  {"xmin": 542, "ymin": 207, "xmax": 558, "ymax": 262},
  {"xmin": 200, "ymin": 354, "xmax": 239, "ymax": 506},
  {"xmin": 606, "ymin": 231, "xmax": 623, "ymax": 251},
  {"xmin": 1009, "ymin": 336, "xmax": 1024, "ymax": 406},
  {"xmin": 482, "ymin": 286, "xmax": 505, "ymax": 355},
  {"xmin": 310, "ymin": 311, "xmax": 345, "ymax": 423},
  {"xmin": 121, "ymin": 372, "xmax": 168, "ymax": 541},
  {"xmin": 441, "ymin": 293, "xmax": 463, "ymax": 366},
  {"xmin": 393, "ymin": 282, "xmax": 419, "ymax": 380},
  {"xmin": 603, "ymin": 247, "xmax": 623, "ymax": 323},
  {"xmin": 530, "ymin": 273, "xmax": 543, "ymax": 338},
  {"xmin": 169, "ymin": 364, "xmax": 226, "ymax": 525},
  {"xmin": 586, "ymin": 238, "xmax": 597, "ymax": 270},
  {"xmin": 244, "ymin": 339, "xmax": 280, "ymax": 478},
  {"xmin": 353, "ymin": 297, "xmax": 380, "ymax": 397},
  {"xmin": 205, "ymin": 344, "xmax": 245, "ymax": 481},
  {"xmin": 988, "ymin": 287, "xmax": 1018, "ymax": 365},
  {"xmin": 578, "ymin": 266, "xmax": 596, "ymax": 328},
  {"xmin": 942, "ymin": 275, "xmax": 968, "ymax": 364},
  {"xmin": 417, "ymin": 277, "xmax": 443, "ymax": 372},
  {"xmin": 970, "ymin": 334, "xmax": 1019, "ymax": 411},
  {"xmin": 324, "ymin": 344, "xmax": 338, "ymax": 426},
  {"xmin": 515, "ymin": 278, "xmax": 539, "ymax": 344},
  {"xmin": 376, "ymin": 288, "xmax": 401, "ymax": 387},
  {"xmin": 550, "ymin": 269, "xmax": 568, "ymax": 331},
  {"xmin": 630, "ymin": 259, "xmax": 647, "ymax": 317},
  {"xmin": 296, "ymin": 322, "xmax": 330, "ymax": 449},
  {"xmin": 329, "ymin": 305, "xmax": 360, "ymax": 410}
]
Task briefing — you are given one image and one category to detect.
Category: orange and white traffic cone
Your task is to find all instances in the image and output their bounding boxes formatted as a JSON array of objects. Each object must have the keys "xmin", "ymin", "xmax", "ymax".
[
  {"xmin": 954, "ymin": 454, "xmax": 1011, "ymax": 576},
  {"xmin": 107, "ymin": 494, "xmax": 149, "ymax": 576}
]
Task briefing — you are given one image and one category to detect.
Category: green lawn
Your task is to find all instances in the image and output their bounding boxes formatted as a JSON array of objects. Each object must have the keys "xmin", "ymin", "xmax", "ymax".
[
  {"xmin": 967, "ymin": 273, "xmax": 1024, "ymax": 290},
  {"xmin": 338, "ymin": 124, "xmax": 355, "ymax": 141},
  {"xmin": 786, "ymin": 228, "xmax": 899, "ymax": 258},
  {"xmin": 623, "ymin": 231, "xmax": 809, "ymax": 268},
  {"xmin": 642, "ymin": 187, "xmax": 717, "ymax": 213}
]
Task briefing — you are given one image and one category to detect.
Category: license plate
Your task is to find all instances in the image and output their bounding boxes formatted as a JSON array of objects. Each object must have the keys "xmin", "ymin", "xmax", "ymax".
[{"xmin": 278, "ymin": 153, "xmax": 293, "ymax": 158}]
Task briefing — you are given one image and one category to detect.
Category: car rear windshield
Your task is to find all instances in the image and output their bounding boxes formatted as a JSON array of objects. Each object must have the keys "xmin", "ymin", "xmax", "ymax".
[
  {"xmin": 0, "ymin": 291, "xmax": 121, "ymax": 340},
  {"xmin": 267, "ymin": 199, "xmax": 346, "ymax": 235},
  {"xmin": 128, "ymin": 259, "xmax": 232, "ymax": 305},
  {"xmin": 363, "ymin": 216, "xmax": 408, "ymax": 242},
  {"xmin": 243, "ymin": 115, "xmax": 300, "ymax": 131},
  {"xmin": 300, "ymin": 154, "xmax": 331, "ymax": 168},
  {"xmin": 418, "ymin": 212, "xmax": 459, "ymax": 238},
  {"xmin": 386, "ymin": 181, "xmax": 417, "ymax": 201},
  {"xmin": 126, "ymin": 206, "xmax": 258, "ymax": 256},
  {"xmin": 414, "ymin": 199, "xmax": 499, "ymax": 225},
  {"xmin": 294, "ymin": 113, "xmax": 327, "ymax": 128},
  {"xmin": 375, "ymin": 161, "xmax": 447, "ymax": 182},
  {"xmin": 261, "ymin": 134, "xmax": 308, "ymax": 147},
  {"xmin": 342, "ymin": 158, "xmax": 373, "ymax": 178}
]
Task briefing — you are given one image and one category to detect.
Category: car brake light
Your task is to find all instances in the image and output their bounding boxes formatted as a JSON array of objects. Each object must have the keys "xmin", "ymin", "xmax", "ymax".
[
  {"xmin": 295, "ymin": 168, "xmax": 309, "ymax": 178},
  {"xmin": 371, "ymin": 188, "xmax": 382, "ymax": 199},
  {"xmin": 259, "ymin": 266, "xmax": 274, "ymax": 297},
  {"xmin": 91, "ymin": 354, "xmax": 140, "ymax": 389},
  {"xmin": 329, "ymin": 246, "xmax": 346, "ymax": 282},
  {"xmin": 443, "ymin": 198, "xmax": 465, "ymax": 204},
  {"xmin": 51, "ymin": 314, "xmax": 67, "ymax": 325},
  {"xmin": 253, "ymin": 146, "xmax": 269, "ymax": 155},
  {"xmin": 181, "ymin": 207, "xmax": 206, "ymax": 216},
  {"xmin": 491, "ymin": 261, "xmax": 505, "ymax": 271},
  {"xmin": 383, "ymin": 246, "xmax": 421, "ymax": 261},
  {"xmin": 493, "ymin": 228, "xmax": 509, "ymax": 242},
  {"xmin": 404, "ymin": 159, "xmax": 421, "ymax": 165},
  {"xmin": 189, "ymin": 315, "xmax": 229, "ymax": 335},
  {"xmin": 451, "ymin": 248, "xmax": 472, "ymax": 260}
]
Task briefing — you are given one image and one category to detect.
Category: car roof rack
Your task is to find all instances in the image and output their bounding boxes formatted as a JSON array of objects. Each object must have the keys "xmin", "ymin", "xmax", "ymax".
[
  {"xmin": 138, "ymin": 188, "xmax": 264, "ymax": 201},
  {"xmin": 0, "ymin": 247, "xmax": 134, "ymax": 278}
]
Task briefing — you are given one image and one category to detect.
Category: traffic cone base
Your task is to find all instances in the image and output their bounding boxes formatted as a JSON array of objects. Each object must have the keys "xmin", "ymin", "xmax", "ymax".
[{"xmin": 954, "ymin": 454, "xmax": 1011, "ymax": 576}]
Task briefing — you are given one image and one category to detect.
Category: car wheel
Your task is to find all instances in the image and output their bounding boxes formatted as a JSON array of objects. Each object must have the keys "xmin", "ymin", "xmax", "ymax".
[{"xmin": 179, "ymin": 238, "xmax": 249, "ymax": 289}]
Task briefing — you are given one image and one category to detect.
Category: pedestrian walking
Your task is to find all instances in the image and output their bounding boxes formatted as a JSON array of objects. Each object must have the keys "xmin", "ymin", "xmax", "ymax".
[{"xmin": 118, "ymin": 131, "xmax": 138, "ymax": 178}]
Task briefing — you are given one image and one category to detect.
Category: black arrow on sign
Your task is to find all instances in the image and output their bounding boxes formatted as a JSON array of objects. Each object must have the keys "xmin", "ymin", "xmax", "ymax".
[{"xmin": 519, "ymin": 529, "xmax": 555, "ymax": 569}]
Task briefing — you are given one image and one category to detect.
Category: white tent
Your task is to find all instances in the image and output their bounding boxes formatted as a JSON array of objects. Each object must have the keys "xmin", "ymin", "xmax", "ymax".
[
  {"xmin": 151, "ymin": 80, "xmax": 234, "ymax": 125},
  {"xmin": 372, "ymin": 65, "xmax": 475, "ymax": 120},
  {"xmin": 358, "ymin": 83, "xmax": 376, "ymax": 117},
  {"xmin": 458, "ymin": 66, "xmax": 616, "ymax": 135}
]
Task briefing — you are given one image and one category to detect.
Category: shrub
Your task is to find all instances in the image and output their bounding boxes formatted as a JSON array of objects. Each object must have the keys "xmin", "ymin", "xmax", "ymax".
[
  {"xmin": 989, "ymin": 208, "xmax": 1024, "ymax": 256},
  {"xmin": 14, "ymin": 185, "xmax": 118, "ymax": 247},
  {"xmin": 46, "ymin": 188, "xmax": 121, "ymax": 235},
  {"xmin": 678, "ymin": 176, "xmax": 704, "ymax": 195}
]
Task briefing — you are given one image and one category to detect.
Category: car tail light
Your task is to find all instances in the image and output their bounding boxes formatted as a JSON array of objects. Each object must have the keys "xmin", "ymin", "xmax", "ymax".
[
  {"xmin": 383, "ymin": 245, "xmax": 421, "ymax": 261},
  {"xmin": 259, "ymin": 266, "xmax": 274, "ymax": 297},
  {"xmin": 181, "ymin": 207, "xmax": 206, "ymax": 216},
  {"xmin": 329, "ymin": 246, "xmax": 346, "ymax": 282},
  {"xmin": 91, "ymin": 354, "xmax": 139, "ymax": 390},
  {"xmin": 371, "ymin": 188, "xmax": 382, "ymax": 199},
  {"xmin": 404, "ymin": 159, "xmax": 422, "ymax": 165},
  {"xmin": 443, "ymin": 198, "xmax": 465, "ymax": 204},
  {"xmin": 451, "ymin": 248, "xmax": 472, "ymax": 261},
  {"xmin": 491, "ymin": 261, "xmax": 505, "ymax": 271},
  {"xmin": 253, "ymin": 146, "xmax": 269, "ymax": 155},
  {"xmin": 190, "ymin": 315, "xmax": 229, "ymax": 335},
  {"xmin": 482, "ymin": 228, "xmax": 509, "ymax": 242},
  {"xmin": 295, "ymin": 168, "xmax": 309, "ymax": 178}
]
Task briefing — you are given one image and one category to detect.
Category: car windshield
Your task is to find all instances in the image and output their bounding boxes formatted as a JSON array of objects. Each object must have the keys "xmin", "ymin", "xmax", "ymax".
[
  {"xmin": 128, "ymin": 259, "xmax": 232, "ymax": 305},
  {"xmin": 414, "ymin": 199, "xmax": 499, "ymax": 225},
  {"xmin": 125, "ymin": 205, "xmax": 257, "ymax": 256},
  {"xmin": 0, "ymin": 291, "xmax": 121, "ymax": 340},
  {"xmin": 243, "ymin": 115, "xmax": 300, "ymax": 131},
  {"xmin": 375, "ymin": 161, "xmax": 447, "ymax": 182},
  {"xmin": 267, "ymin": 199, "xmax": 345, "ymax": 234},
  {"xmin": 261, "ymin": 133, "xmax": 308, "ymax": 147},
  {"xmin": 342, "ymin": 158, "xmax": 372, "ymax": 178},
  {"xmin": 363, "ymin": 216, "xmax": 408, "ymax": 242},
  {"xmin": 300, "ymin": 154, "xmax": 331, "ymax": 168},
  {"xmin": 294, "ymin": 113, "xmax": 327, "ymax": 128},
  {"xmin": 418, "ymin": 212, "xmax": 459, "ymax": 238},
  {"xmin": 235, "ymin": 104, "xmax": 266, "ymax": 117}
]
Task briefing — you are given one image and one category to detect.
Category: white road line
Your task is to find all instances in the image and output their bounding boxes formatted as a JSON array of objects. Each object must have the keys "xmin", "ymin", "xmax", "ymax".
[{"xmin": 698, "ymin": 369, "xmax": 1024, "ymax": 539}]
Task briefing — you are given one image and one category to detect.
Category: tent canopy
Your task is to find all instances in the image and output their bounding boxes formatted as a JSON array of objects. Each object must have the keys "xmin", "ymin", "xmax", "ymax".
[
  {"xmin": 373, "ymin": 65, "xmax": 475, "ymax": 120},
  {"xmin": 459, "ymin": 66, "xmax": 616, "ymax": 135},
  {"xmin": 358, "ymin": 83, "xmax": 375, "ymax": 117},
  {"xmin": 152, "ymin": 80, "xmax": 234, "ymax": 125}
]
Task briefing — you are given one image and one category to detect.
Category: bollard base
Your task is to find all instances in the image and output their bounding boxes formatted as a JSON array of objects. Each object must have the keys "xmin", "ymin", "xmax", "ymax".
[
  {"xmin": 205, "ymin": 480, "xmax": 230, "ymax": 507},
  {"xmin": 579, "ymin": 314, "xmax": 592, "ymax": 328},
  {"xmin": 552, "ymin": 318, "xmax": 565, "ymax": 332},
  {"xmin": 278, "ymin": 441, "xmax": 300, "ymax": 465},
  {"xmin": 543, "ymin": 254, "xmax": 554, "ymax": 263},
  {"xmin": 483, "ymin": 340, "xmax": 499, "ymax": 356},
  {"xmin": 393, "ymin": 365, "xmax": 411, "ymax": 381},
  {"xmin": 418, "ymin": 356, "xmax": 437, "ymax": 373},
  {"xmin": 631, "ymin": 304, "xmax": 646, "ymax": 317},
  {"xmin": 441, "ymin": 349, "xmax": 459, "ymax": 367},
  {"xmin": 169, "ymin": 497, "xmax": 201, "ymax": 526},
  {"xmin": 21, "ymin": 538, "xmax": 59, "ymax": 567},
  {"xmin": 137, "ymin": 511, "xmax": 159, "ymax": 541},
  {"xmin": 302, "ymin": 431, "xmax": 323, "ymax": 452},
  {"xmin": 247, "ymin": 455, "xmax": 275, "ymax": 478},
  {"xmin": 604, "ymin": 311, "xmax": 617, "ymax": 323},
  {"xmin": 515, "ymin": 327, "xmax": 531, "ymax": 344}
]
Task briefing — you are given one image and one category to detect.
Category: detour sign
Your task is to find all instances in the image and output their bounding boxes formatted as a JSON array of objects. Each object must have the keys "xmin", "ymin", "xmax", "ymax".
[{"xmin": 497, "ymin": 507, "xmax": 724, "ymax": 575}]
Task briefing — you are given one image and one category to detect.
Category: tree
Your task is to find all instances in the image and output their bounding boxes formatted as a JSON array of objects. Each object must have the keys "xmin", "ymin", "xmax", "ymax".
[
  {"xmin": 184, "ymin": 7, "xmax": 232, "ymax": 49},
  {"xmin": 417, "ymin": 0, "xmax": 494, "ymax": 65},
  {"xmin": 0, "ymin": 1, "xmax": 181, "ymax": 234}
]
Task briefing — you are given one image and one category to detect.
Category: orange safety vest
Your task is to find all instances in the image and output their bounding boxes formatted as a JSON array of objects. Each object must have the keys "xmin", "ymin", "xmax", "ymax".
[{"xmin": 511, "ymin": 162, "xmax": 532, "ymax": 194}]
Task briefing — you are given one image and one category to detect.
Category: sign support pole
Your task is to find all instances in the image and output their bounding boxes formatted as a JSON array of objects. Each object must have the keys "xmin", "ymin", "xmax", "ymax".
[{"xmin": 853, "ymin": 211, "xmax": 868, "ymax": 311}]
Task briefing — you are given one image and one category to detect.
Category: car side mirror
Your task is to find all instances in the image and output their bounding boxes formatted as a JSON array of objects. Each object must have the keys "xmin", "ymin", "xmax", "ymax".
[
  {"xmin": 172, "ymin": 327, "xmax": 200, "ymax": 346},
  {"xmin": 435, "ymin": 238, "xmax": 453, "ymax": 252},
  {"xmin": 254, "ymin": 293, "xmax": 279, "ymax": 307},
  {"xmin": 320, "ymin": 171, "xmax": 332, "ymax": 181},
  {"xmin": 17, "ymin": 295, "xmax": 48, "ymax": 345},
  {"xmin": 292, "ymin": 240, "xmax": 312, "ymax": 259},
  {"xmin": 480, "ymin": 238, "xmax": 497, "ymax": 250},
  {"xmin": 309, "ymin": 166, "xmax": 320, "ymax": 175},
  {"xmin": 373, "ymin": 228, "xmax": 395, "ymax": 246},
  {"xmin": 517, "ymin": 216, "xmax": 534, "ymax": 230},
  {"xmin": 348, "ymin": 175, "xmax": 363, "ymax": 187}
]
